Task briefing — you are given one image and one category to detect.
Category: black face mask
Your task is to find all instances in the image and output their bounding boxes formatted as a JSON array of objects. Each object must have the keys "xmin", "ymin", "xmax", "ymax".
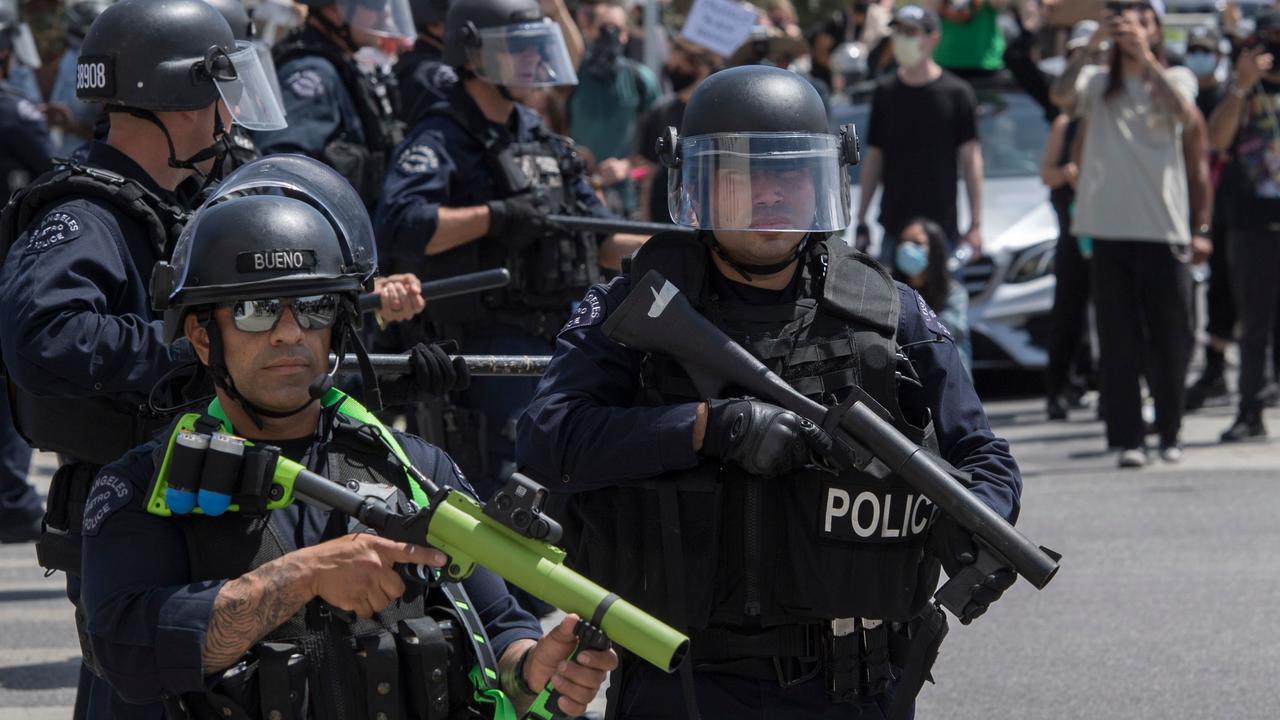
[
  {"xmin": 586, "ymin": 25, "xmax": 623, "ymax": 78},
  {"xmin": 666, "ymin": 67, "xmax": 698, "ymax": 92}
]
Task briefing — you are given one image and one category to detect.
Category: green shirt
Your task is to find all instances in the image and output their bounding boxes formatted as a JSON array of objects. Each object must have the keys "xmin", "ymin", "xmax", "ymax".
[
  {"xmin": 933, "ymin": 4, "xmax": 1006, "ymax": 72},
  {"xmin": 568, "ymin": 59, "xmax": 660, "ymax": 161}
]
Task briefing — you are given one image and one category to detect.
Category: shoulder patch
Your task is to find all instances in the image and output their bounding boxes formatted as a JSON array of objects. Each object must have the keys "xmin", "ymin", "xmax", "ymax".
[
  {"xmin": 286, "ymin": 69, "xmax": 326, "ymax": 99},
  {"xmin": 428, "ymin": 64, "xmax": 457, "ymax": 89},
  {"xmin": 915, "ymin": 291, "xmax": 951, "ymax": 339},
  {"xmin": 26, "ymin": 210, "xmax": 85, "ymax": 254},
  {"xmin": 559, "ymin": 287, "xmax": 607, "ymax": 336},
  {"xmin": 397, "ymin": 144, "xmax": 440, "ymax": 174},
  {"xmin": 16, "ymin": 98, "xmax": 44, "ymax": 124},
  {"xmin": 82, "ymin": 473, "xmax": 133, "ymax": 536}
]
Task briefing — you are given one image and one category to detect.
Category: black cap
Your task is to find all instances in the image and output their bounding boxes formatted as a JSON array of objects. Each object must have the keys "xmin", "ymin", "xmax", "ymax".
[
  {"xmin": 890, "ymin": 5, "xmax": 939, "ymax": 33},
  {"xmin": 1186, "ymin": 25, "xmax": 1218, "ymax": 51}
]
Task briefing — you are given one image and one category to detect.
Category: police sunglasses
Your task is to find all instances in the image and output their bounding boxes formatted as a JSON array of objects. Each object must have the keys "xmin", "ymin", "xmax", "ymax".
[{"xmin": 222, "ymin": 294, "xmax": 341, "ymax": 333}]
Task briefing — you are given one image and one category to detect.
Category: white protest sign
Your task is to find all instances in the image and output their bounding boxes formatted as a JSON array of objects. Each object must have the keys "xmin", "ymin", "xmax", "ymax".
[{"xmin": 680, "ymin": 0, "xmax": 760, "ymax": 59}]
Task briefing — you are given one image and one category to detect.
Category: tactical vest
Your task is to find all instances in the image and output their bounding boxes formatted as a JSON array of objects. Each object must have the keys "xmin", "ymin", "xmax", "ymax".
[
  {"xmin": 0, "ymin": 160, "xmax": 191, "ymax": 466},
  {"xmin": 419, "ymin": 102, "xmax": 601, "ymax": 342},
  {"xmin": 563, "ymin": 232, "xmax": 942, "ymax": 636},
  {"xmin": 274, "ymin": 32, "xmax": 405, "ymax": 207},
  {"xmin": 172, "ymin": 392, "xmax": 511, "ymax": 720}
]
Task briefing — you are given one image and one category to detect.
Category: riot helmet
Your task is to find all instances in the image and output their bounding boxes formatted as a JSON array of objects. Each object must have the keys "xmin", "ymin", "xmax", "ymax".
[
  {"xmin": 153, "ymin": 154, "xmax": 381, "ymax": 425},
  {"xmin": 443, "ymin": 0, "xmax": 577, "ymax": 87},
  {"xmin": 201, "ymin": 0, "xmax": 287, "ymax": 116},
  {"xmin": 76, "ymin": 0, "xmax": 287, "ymax": 132},
  {"xmin": 298, "ymin": 0, "xmax": 416, "ymax": 40},
  {"xmin": 0, "ymin": 0, "xmax": 41, "ymax": 70},
  {"xmin": 657, "ymin": 65, "xmax": 858, "ymax": 234},
  {"xmin": 65, "ymin": 0, "xmax": 115, "ymax": 44}
]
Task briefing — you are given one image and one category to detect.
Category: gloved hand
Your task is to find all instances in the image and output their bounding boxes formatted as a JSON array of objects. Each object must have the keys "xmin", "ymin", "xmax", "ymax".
[
  {"xmin": 486, "ymin": 194, "xmax": 552, "ymax": 250},
  {"xmin": 928, "ymin": 514, "xmax": 1017, "ymax": 624},
  {"xmin": 380, "ymin": 343, "xmax": 471, "ymax": 406},
  {"xmin": 701, "ymin": 399, "xmax": 833, "ymax": 478},
  {"xmin": 853, "ymin": 223, "xmax": 872, "ymax": 252}
]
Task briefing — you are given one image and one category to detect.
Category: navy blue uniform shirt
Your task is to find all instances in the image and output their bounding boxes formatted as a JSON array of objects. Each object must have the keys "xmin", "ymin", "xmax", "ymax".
[
  {"xmin": 516, "ymin": 265, "xmax": 1022, "ymax": 522},
  {"xmin": 81, "ymin": 412, "xmax": 542, "ymax": 716},
  {"xmin": 254, "ymin": 27, "xmax": 365, "ymax": 158},
  {"xmin": 393, "ymin": 40, "xmax": 455, "ymax": 125},
  {"xmin": 0, "ymin": 141, "xmax": 194, "ymax": 407},
  {"xmin": 0, "ymin": 80, "xmax": 52, "ymax": 200},
  {"xmin": 374, "ymin": 82, "xmax": 609, "ymax": 267}
]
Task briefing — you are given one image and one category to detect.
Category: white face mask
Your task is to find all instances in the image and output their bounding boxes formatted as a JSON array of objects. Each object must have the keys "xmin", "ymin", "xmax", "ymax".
[{"xmin": 892, "ymin": 34, "xmax": 925, "ymax": 68}]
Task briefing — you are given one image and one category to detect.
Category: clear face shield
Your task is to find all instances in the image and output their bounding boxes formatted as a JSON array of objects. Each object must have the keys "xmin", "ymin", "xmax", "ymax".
[
  {"xmin": 252, "ymin": 40, "xmax": 287, "ymax": 116},
  {"xmin": 341, "ymin": 0, "xmax": 416, "ymax": 40},
  {"xmin": 205, "ymin": 41, "xmax": 289, "ymax": 131},
  {"xmin": 667, "ymin": 133, "xmax": 852, "ymax": 233},
  {"xmin": 467, "ymin": 20, "xmax": 579, "ymax": 87}
]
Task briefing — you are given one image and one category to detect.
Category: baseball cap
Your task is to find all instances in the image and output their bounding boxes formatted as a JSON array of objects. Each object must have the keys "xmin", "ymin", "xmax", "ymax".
[
  {"xmin": 890, "ymin": 5, "xmax": 939, "ymax": 33},
  {"xmin": 1186, "ymin": 25, "xmax": 1218, "ymax": 51}
]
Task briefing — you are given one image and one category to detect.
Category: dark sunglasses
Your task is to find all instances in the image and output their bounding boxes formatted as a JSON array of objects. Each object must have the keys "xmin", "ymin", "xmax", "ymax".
[{"xmin": 224, "ymin": 294, "xmax": 341, "ymax": 333}]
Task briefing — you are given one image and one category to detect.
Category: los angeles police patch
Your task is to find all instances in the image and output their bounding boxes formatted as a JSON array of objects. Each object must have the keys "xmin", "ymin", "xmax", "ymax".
[
  {"xmin": 559, "ymin": 288, "xmax": 606, "ymax": 335},
  {"xmin": 397, "ymin": 144, "xmax": 440, "ymax": 175},
  {"xmin": 16, "ymin": 98, "xmax": 44, "ymax": 124},
  {"xmin": 82, "ymin": 474, "xmax": 133, "ymax": 536},
  {"xmin": 26, "ymin": 211, "xmax": 84, "ymax": 254},
  {"xmin": 286, "ymin": 69, "xmax": 325, "ymax": 99},
  {"xmin": 915, "ymin": 291, "xmax": 951, "ymax": 339}
]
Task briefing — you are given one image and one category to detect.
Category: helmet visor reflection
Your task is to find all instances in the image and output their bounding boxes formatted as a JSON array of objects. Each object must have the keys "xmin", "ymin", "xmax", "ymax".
[{"xmin": 468, "ymin": 21, "xmax": 578, "ymax": 87}]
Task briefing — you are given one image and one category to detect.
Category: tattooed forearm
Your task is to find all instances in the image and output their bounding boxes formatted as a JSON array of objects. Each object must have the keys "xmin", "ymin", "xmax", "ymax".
[{"xmin": 202, "ymin": 553, "xmax": 315, "ymax": 673}]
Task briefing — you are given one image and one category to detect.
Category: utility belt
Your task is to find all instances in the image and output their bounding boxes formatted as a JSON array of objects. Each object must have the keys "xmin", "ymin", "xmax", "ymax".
[
  {"xmin": 687, "ymin": 609, "xmax": 947, "ymax": 713},
  {"xmin": 172, "ymin": 614, "xmax": 471, "ymax": 720}
]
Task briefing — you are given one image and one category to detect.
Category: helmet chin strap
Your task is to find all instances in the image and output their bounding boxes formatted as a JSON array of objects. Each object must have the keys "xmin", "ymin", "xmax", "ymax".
[
  {"xmin": 122, "ymin": 107, "xmax": 231, "ymax": 192},
  {"xmin": 709, "ymin": 234, "xmax": 810, "ymax": 282}
]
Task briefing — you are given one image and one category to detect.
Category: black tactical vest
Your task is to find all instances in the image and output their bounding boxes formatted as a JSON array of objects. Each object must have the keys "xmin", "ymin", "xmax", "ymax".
[
  {"xmin": 0, "ymin": 161, "xmax": 191, "ymax": 465},
  {"xmin": 563, "ymin": 232, "xmax": 941, "ymax": 634},
  {"xmin": 274, "ymin": 31, "xmax": 405, "ymax": 207},
  {"xmin": 418, "ymin": 101, "xmax": 601, "ymax": 342},
  {"xmin": 173, "ymin": 413, "xmax": 478, "ymax": 720}
]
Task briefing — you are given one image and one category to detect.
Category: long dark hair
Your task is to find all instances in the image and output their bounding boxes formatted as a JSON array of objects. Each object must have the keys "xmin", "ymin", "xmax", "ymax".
[
  {"xmin": 1105, "ymin": 7, "xmax": 1167, "ymax": 100},
  {"xmin": 903, "ymin": 217, "xmax": 951, "ymax": 313}
]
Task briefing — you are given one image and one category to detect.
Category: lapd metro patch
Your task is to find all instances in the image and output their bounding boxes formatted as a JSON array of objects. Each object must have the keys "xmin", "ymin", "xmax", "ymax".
[
  {"xmin": 236, "ymin": 249, "xmax": 317, "ymax": 273},
  {"xmin": 83, "ymin": 474, "xmax": 132, "ymax": 536},
  {"xmin": 286, "ymin": 69, "xmax": 325, "ymax": 99},
  {"xmin": 559, "ymin": 288, "xmax": 606, "ymax": 335},
  {"xmin": 26, "ymin": 211, "xmax": 84, "ymax": 253},
  {"xmin": 397, "ymin": 144, "xmax": 440, "ymax": 175}
]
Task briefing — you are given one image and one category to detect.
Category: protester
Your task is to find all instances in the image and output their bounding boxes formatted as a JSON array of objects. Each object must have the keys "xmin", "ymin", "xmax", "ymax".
[
  {"xmin": 931, "ymin": 0, "xmax": 1009, "ymax": 78},
  {"xmin": 896, "ymin": 217, "xmax": 973, "ymax": 369},
  {"xmin": 809, "ymin": 0, "xmax": 894, "ymax": 88},
  {"xmin": 856, "ymin": 5, "xmax": 984, "ymax": 265},
  {"xmin": 1051, "ymin": 1, "xmax": 1202, "ymax": 467}
]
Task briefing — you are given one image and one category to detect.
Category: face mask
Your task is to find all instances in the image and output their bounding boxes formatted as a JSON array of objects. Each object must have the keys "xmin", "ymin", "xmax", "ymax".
[
  {"xmin": 895, "ymin": 242, "xmax": 929, "ymax": 277},
  {"xmin": 1184, "ymin": 53, "xmax": 1217, "ymax": 78},
  {"xmin": 586, "ymin": 25, "xmax": 623, "ymax": 78},
  {"xmin": 892, "ymin": 34, "xmax": 925, "ymax": 68},
  {"xmin": 666, "ymin": 67, "xmax": 698, "ymax": 92}
]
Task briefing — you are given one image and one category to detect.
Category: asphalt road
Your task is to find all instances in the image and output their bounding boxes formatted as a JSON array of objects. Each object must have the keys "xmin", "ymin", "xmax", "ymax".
[{"xmin": 1, "ymin": 393, "xmax": 1277, "ymax": 719}]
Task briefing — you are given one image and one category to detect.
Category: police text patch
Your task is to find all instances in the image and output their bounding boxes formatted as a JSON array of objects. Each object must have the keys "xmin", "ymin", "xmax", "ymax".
[
  {"xmin": 75, "ymin": 55, "xmax": 116, "ymax": 97},
  {"xmin": 83, "ymin": 474, "xmax": 133, "ymax": 536},
  {"xmin": 286, "ymin": 69, "xmax": 325, "ymax": 98},
  {"xmin": 26, "ymin": 211, "xmax": 84, "ymax": 253},
  {"xmin": 236, "ymin": 249, "xmax": 317, "ymax": 273},
  {"xmin": 915, "ymin": 291, "xmax": 951, "ymax": 339},
  {"xmin": 559, "ymin": 288, "xmax": 606, "ymax": 335},
  {"xmin": 397, "ymin": 144, "xmax": 440, "ymax": 175},
  {"xmin": 819, "ymin": 482, "xmax": 935, "ymax": 544}
]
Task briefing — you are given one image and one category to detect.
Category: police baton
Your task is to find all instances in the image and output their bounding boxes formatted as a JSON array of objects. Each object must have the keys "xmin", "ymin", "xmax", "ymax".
[
  {"xmin": 546, "ymin": 214, "xmax": 696, "ymax": 237},
  {"xmin": 357, "ymin": 268, "xmax": 512, "ymax": 312},
  {"xmin": 334, "ymin": 353, "xmax": 552, "ymax": 377}
]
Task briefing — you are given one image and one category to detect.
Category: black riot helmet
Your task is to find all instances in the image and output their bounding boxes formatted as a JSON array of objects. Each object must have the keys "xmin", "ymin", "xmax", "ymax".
[
  {"xmin": 443, "ymin": 0, "xmax": 577, "ymax": 86},
  {"xmin": 65, "ymin": 0, "xmax": 114, "ymax": 44},
  {"xmin": 0, "ymin": 0, "xmax": 41, "ymax": 69},
  {"xmin": 656, "ymin": 65, "xmax": 860, "ymax": 234},
  {"xmin": 152, "ymin": 154, "xmax": 383, "ymax": 425},
  {"xmin": 411, "ymin": 0, "xmax": 449, "ymax": 30},
  {"xmin": 203, "ymin": 0, "xmax": 253, "ymax": 39},
  {"xmin": 76, "ymin": 0, "xmax": 286, "ymax": 131}
]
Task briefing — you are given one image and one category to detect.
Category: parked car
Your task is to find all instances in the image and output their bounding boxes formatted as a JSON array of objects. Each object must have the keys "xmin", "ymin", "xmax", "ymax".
[{"xmin": 831, "ymin": 79, "xmax": 1056, "ymax": 370}]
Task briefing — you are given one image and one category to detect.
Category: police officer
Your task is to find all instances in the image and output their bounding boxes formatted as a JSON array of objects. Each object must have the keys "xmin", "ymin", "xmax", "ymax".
[
  {"xmin": 0, "ymin": 0, "xmax": 50, "ymax": 544},
  {"xmin": 80, "ymin": 161, "xmax": 616, "ymax": 719},
  {"xmin": 257, "ymin": 0, "xmax": 413, "ymax": 206},
  {"xmin": 376, "ymin": 0, "xmax": 646, "ymax": 498},
  {"xmin": 202, "ymin": 0, "xmax": 288, "ymax": 173},
  {"xmin": 45, "ymin": 0, "xmax": 113, "ymax": 158},
  {"xmin": 0, "ymin": 0, "xmax": 287, "ymax": 712},
  {"xmin": 517, "ymin": 66, "xmax": 1023, "ymax": 719},
  {"xmin": 395, "ymin": 0, "xmax": 455, "ymax": 121}
]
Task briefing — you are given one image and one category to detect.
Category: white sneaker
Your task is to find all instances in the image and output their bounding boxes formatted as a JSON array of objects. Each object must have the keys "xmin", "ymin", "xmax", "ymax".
[
  {"xmin": 1118, "ymin": 448, "xmax": 1147, "ymax": 468},
  {"xmin": 1160, "ymin": 445, "xmax": 1183, "ymax": 463}
]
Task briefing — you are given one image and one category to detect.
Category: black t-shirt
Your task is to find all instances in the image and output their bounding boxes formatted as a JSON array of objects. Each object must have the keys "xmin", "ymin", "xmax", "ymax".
[
  {"xmin": 639, "ymin": 96, "xmax": 686, "ymax": 224},
  {"xmin": 867, "ymin": 71, "xmax": 978, "ymax": 238},
  {"xmin": 1223, "ymin": 79, "xmax": 1280, "ymax": 229}
]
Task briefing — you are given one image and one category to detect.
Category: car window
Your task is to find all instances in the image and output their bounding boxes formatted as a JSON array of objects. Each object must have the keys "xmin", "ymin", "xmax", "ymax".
[{"xmin": 831, "ymin": 90, "xmax": 1048, "ymax": 184}]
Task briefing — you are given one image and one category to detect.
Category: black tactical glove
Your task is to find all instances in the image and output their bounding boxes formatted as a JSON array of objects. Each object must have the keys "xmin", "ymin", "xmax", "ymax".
[
  {"xmin": 928, "ymin": 514, "xmax": 1017, "ymax": 624},
  {"xmin": 380, "ymin": 343, "xmax": 471, "ymax": 406},
  {"xmin": 701, "ymin": 399, "xmax": 833, "ymax": 478},
  {"xmin": 853, "ymin": 223, "xmax": 872, "ymax": 252},
  {"xmin": 486, "ymin": 195, "xmax": 552, "ymax": 250}
]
